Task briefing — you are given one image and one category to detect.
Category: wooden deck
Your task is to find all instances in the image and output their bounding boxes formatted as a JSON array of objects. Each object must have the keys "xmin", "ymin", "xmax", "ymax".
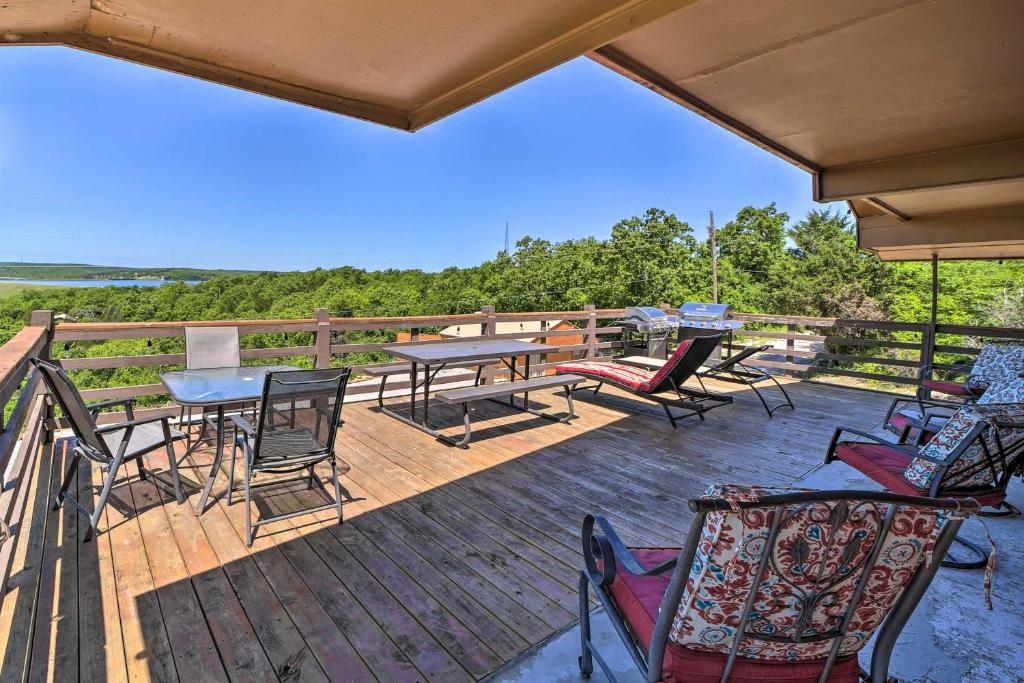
[{"xmin": 0, "ymin": 378, "xmax": 897, "ymax": 682}]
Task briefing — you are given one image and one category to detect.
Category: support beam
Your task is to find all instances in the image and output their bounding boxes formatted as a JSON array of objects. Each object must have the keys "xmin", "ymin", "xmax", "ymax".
[
  {"xmin": 858, "ymin": 203, "xmax": 1024, "ymax": 261},
  {"xmin": 817, "ymin": 138, "xmax": 1024, "ymax": 201}
]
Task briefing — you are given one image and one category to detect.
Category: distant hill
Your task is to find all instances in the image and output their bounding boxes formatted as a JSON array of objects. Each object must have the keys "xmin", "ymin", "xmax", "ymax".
[{"xmin": 0, "ymin": 262, "xmax": 262, "ymax": 281}]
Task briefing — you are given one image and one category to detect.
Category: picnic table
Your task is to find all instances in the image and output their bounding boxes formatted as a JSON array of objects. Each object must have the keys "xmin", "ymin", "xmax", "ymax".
[{"xmin": 377, "ymin": 339, "xmax": 583, "ymax": 447}]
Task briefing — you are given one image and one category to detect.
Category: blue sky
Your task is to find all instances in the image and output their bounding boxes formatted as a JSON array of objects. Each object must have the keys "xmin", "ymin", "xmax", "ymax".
[{"xmin": 0, "ymin": 46, "xmax": 842, "ymax": 272}]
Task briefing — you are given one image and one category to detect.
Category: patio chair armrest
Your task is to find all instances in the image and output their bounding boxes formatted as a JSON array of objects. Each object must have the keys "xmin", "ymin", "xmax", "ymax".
[
  {"xmin": 582, "ymin": 514, "xmax": 677, "ymax": 588},
  {"xmin": 825, "ymin": 426, "xmax": 919, "ymax": 462},
  {"xmin": 93, "ymin": 414, "xmax": 171, "ymax": 435},
  {"xmin": 918, "ymin": 362, "xmax": 972, "ymax": 383},
  {"xmin": 230, "ymin": 414, "xmax": 256, "ymax": 439},
  {"xmin": 87, "ymin": 397, "xmax": 136, "ymax": 419}
]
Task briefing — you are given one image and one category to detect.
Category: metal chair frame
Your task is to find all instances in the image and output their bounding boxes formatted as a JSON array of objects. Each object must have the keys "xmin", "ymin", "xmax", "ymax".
[
  {"xmin": 695, "ymin": 344, "xmax": 795, "ymax": 417},
  {"xmin": 31, "ymin": 358, "xmax": 186, "ymax": 542},
  {"xmin": 579, "ymin": 490, "xmax": 974, "ymax": 683},
  {"xmin": 228, "ymin": 368, "xmax": 351, "ymax": 546}
]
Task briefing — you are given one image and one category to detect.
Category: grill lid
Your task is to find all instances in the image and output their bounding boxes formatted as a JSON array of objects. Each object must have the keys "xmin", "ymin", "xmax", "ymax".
[{"xmin": 679, "ymin": 302, "xmax": 732, "ymax": 320}]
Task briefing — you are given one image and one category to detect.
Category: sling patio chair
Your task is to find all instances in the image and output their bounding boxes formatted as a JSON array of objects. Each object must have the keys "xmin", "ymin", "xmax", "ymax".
[
  {"xmin": 579, "ymin": 484, "xmax": 977, "ymax": 683},
  {"xmin": 915, "ymin": 342, "xmax": 1024, "ymax": 403},
  {"xmin": 31, "ymin": 358, "xmax": 187, "ymax": 542},
  {"xmin": 695, "ymin": 344, "xmax": 795, "ymax": 417},
  {"xmin": 228, "ymin": 367, "xmax": 351, "ymax": 546},
  {"xmin": 825, "ymin": 396, "xmax": 1024, "ymax": 567},
  {"xmin": 178, "ymin": 325, "xmax": 249, "ymax": 449},
  {"xmin": 555, "ymin": 334, "xmax": 731, "ymax": 427}
]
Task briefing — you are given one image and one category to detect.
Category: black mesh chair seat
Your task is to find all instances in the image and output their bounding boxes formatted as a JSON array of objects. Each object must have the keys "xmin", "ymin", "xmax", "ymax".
[
  {"xmin": 242, "ymin": 427, "xmax": 327, "ymax": 469},
  {"xmin": 102, "ymin": 421, "xmax": 187, "ymax": 459}
]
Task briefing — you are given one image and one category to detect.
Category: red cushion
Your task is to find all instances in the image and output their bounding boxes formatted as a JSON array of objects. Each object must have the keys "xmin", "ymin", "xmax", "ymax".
[
  {"xmin": 887, "ymin": 413, "xmax": 939, "ymax": 441},
  {"xmin": 921, "ymin": 379, "xmax": 973, "ymax": 396},
  {"xmin": 834, "ymin": 443, "xmax": 918, "ymax": 495},
  {"xmin": 555, "ymin": 361, "xmax": 655, "ymax": 390},
  {"xmin": 608, "ymin": 549, "xmax": 860, "ymax": 682},
  {"xmin": 642, "ymin": 340, "xmax": 692, "ymax": 392},
  {"xmin": 835, "ymin": 442, "xmax": 1006, "ymax": 506}
]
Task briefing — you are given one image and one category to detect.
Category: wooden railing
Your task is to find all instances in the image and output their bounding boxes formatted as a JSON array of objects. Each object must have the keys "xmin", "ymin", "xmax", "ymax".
[
  {"xmin": 1, "ymin": 304, "xmax": 1022, "ymax": 594},
  {"xmin": 0, "ymin": 311, "xmax": 55, "ymax": 592}
]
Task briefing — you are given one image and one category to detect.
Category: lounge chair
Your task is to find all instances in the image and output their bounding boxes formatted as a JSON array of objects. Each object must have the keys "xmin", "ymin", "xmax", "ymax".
[
  {"xmin": 31, "ymin": 358, "xmax": 187, "ymax": 541},
  {"xmin": 579, "ymin": 484, "xmax": 977, "ymax": 682},
  {"xmin": 228, "ymin": 368, "xmax": 351, "ymax": 546},
  {"xmin": 555, "ymin": 334, "xmax": 731, "ymax": 427},
  {"xmin": 695, "ymin": 344, "xmax": 794, "ymax": 416},
  {"xmin": 826, "ymin": 395, "xmax": 1024, "ymax": 567}
]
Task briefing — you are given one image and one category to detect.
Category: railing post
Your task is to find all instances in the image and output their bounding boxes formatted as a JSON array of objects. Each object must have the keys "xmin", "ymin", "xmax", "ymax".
[
  {"xmin": 314, "ymin": 308, "xmax": 331, "ymax": 369},
  {"xmin": 30, "ymin": 310, "xmax": 55, "ymax": 444},
  {"xmin": 482, "ymin": 305, "xmax": 496, "ymax": 384},
  {"xmin": 585, "ymin": 304, "xmax": 597, "ymax": 360},
  {"xmin": 785, "ymin": 323, "xmax": 797, "ymax": 377}
]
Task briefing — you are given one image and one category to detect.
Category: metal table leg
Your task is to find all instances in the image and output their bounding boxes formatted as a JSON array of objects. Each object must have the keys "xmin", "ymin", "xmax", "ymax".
[
  {"xmin": 423, "ymin": 363, "xmax": 432, "ymax": 428},
  {"xmin": 409, "ymin": 361, "xmax": 418, "ymax": 422},
  {"xmin": 195, "ymin": 404, "xmax": 225, "ymax": 515}
]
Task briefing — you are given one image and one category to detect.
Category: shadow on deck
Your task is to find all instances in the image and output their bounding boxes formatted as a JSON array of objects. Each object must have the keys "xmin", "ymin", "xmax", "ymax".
[{"xmin": 0, "ymin": 379, "xmax": 1017, "ymax": 682}]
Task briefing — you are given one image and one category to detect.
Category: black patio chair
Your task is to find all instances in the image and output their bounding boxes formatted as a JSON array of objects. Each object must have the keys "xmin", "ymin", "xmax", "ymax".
[
  {"xmin": 31, "ymin": 358, "xmax": 186, "ymax": 541},
  {"xmin": 695, "ymin": 344, "xmax": 795, "ymax": 416},
  {"xmin": 556, "ymin": 334, "xmax": 731, "ymax": 427},
  {"xmin": 228, "ymin": 367, "xmax": 351, "ymax": 546},
  {"xmin": 579, "ymin": 485, "xmax": 978, "ymax": 683}
]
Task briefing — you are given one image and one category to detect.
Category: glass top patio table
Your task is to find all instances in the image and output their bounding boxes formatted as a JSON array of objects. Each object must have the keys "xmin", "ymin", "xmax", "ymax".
[
  {"xmin": 161, "ymin": 364, "xmax": 298, "ymax": 406},
  {"xmin": 159, "ymin": 364, "xmax": 299, "ymax": 513}
]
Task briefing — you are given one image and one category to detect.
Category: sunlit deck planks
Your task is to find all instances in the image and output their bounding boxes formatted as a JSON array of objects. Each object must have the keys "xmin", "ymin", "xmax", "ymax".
[{"xmin": 0, "ymin": 378, "xmax": 897, "ymax": 682}]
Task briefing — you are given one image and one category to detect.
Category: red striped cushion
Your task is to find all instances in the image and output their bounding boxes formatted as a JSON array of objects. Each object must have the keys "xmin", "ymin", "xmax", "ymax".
[{"xmin": 555, "ymin": 360, "xmax": 655, "ymax": 390}]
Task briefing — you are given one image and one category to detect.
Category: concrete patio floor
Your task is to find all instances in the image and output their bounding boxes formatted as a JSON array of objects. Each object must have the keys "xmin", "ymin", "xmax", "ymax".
[{"xmin": 486, "ymin": 431, "xmax": 1024, "ymax": 683}]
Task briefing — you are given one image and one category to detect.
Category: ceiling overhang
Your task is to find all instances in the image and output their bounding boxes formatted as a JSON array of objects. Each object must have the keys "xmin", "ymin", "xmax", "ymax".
[
  {"xmin": 594, "ymin": 0, "xmax": 1024, "ymax": 261},
  {"xmin": 2, "ymin": 1, "xmax": 1023, "ymax": 260},
  {"xmin": 0, "ymin": 0, "xmax": 697, "ymax": 131}
]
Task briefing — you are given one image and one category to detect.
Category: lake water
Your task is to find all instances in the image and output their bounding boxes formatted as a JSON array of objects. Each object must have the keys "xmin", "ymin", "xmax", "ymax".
[{"xmin": 1, "ymin": 279, "xmax": 199, "ymax": 288}]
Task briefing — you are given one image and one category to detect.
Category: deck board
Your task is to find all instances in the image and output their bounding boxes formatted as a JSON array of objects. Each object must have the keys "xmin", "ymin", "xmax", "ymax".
[{"xmin": 0, "ymin": 378, "xmax": 899, "ymax": 681}]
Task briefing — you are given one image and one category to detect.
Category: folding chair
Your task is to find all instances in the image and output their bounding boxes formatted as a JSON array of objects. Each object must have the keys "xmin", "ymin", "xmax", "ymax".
[
  {"xmin": 31, "ymin": 358, "xmax": 186, "ymax": 541},
  {"xmin": 228, "ymin": 368, "xmax": 351, "ymax": 546}
]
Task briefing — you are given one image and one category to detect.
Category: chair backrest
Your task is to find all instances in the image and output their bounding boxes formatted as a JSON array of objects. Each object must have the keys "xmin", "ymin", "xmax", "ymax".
[
  {"xmin": 647, "ymin": 334, "xmax": 723, "ymax": 392},
  {"xmin": 185, "ymin": 326, "xmax": 241, "ymax": 370},
  {"xmin": 658, "ymin": 486, "xmax": 968, "ymax": 677},
  {"xmin": 709, "ymin": 344, "xmax": 769, "ymax": 372},
  {"xmin": 903, "ymin": 402, "xmax": 1024, "ymax": 492},
  {"xmin": 252, "ymin": 368, "xmax": 351, "ymax": 467},
  {"xmin": 30, "ymin": 358, "xmax": 111, "ymax": 462},
  {"xmin": 966, "ymin": 343, "xmax": 1024, "ymax": 392}
]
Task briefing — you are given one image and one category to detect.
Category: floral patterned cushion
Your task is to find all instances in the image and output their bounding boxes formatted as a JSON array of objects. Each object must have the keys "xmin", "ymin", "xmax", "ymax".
[
  {"xmin": 903, "ymin": 403, "xmax": 1024, "ymax": 489},
  {"xmin": 977, "ymin": 378, "xmax": 1024, "ymax": 405},
  {"xmin": 667, "ymin": 485, "xmax": 941, "ymax": 661},
  {"xmin": 966, "ymin": 344, "xmax": 1024, "ymax": 392}
]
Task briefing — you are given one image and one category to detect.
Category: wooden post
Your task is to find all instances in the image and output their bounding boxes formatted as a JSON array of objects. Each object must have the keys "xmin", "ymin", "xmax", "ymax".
[
  {"xmin": 30, "ymin": 310, "xmax": 55, "ymax": 443},
  {"xmin": 585, "ymin": 304, "xmax": 597, "ymax": 360},
  {"xmin": 785, "ymin": 323, "xmax": 797, "ymax": 377},
  {"xmin": 482, "ymin": 305, "xmax": 497, "ymax": 384},
  {"xmin": 538, "ymin": 319, "xmax": 548, "ymax": 378},
  {"xmin": 314, "ymin": 308, "xmax": 331, "ymax": 369}
]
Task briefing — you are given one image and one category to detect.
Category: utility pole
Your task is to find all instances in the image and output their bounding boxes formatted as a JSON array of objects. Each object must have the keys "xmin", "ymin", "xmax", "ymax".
[
  {"xmin": 504, "ymin": 221, "xmax": 509, "ymax": 254},
  {"xmin": 708, "ymin": 210, "xmax": 719, "ymax": 304}
]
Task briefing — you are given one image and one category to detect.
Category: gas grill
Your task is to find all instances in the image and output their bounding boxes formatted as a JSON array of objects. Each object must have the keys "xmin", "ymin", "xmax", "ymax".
[
  {"xmin": 677, "ymin": 302, "xmax": 744, "ymax": 362},
  {"xmin": 618, "ymin": 306, "xmax": 677, "ymax": 358}
]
